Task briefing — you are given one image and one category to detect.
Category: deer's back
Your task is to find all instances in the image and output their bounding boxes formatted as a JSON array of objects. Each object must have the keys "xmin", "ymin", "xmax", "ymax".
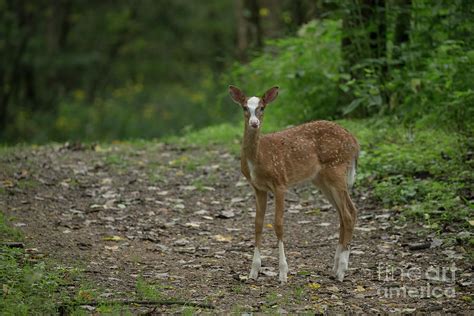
[{"xmin": 261, "ymin": 120, "xmax": 359, "ymax": 167}]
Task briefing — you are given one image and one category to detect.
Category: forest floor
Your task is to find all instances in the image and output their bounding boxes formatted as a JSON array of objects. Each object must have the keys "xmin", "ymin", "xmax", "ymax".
[{"xmin": 1, "ymin": 141, "xmax": 472, "ymax": 314}]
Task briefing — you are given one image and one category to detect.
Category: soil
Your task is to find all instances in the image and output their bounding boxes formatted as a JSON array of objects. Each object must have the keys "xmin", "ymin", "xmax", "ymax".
[{"xmin": 0, "ymin": 142, "xmax": 472, "ymax": 314}]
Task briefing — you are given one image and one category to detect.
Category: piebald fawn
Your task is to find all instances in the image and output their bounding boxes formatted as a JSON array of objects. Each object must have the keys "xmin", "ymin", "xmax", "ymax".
[{"xmin": 229, "ymin": 85, "xmax": 360, "ymax": 283}]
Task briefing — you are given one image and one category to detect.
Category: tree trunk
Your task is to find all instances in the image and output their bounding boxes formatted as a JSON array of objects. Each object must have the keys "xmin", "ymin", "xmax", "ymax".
[
  {"xmin": 341, "ymin": 0, "xmax": 386, "ymax": 77},
  {"xmin": 393, "ymin": 0, "xmax": 411, "ymax": 64},
  {"xmin": 260, "ymin": 0, "xmax": 282, "ymax": 39},
  {"xmin": 235, "ymin": 0, "xmax": 248, "ymax": 61},
  {"xmin": 235, "ymin": 0, "xmax": 263, "ymax": 62}
]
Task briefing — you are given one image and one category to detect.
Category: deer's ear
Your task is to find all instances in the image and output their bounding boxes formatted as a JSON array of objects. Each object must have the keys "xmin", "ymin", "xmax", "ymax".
[
  {"xmin": 262, "ymin": 86, "xmax": 279, "ymax": 105},
  {"xmin": 229, "ymin": 85, "xmax": 246, "ymax": 105}
]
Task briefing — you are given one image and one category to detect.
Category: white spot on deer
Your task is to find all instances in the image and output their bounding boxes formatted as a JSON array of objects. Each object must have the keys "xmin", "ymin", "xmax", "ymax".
[{"xmin": 247, "ymin": 97, "xmax": 260, "ymax": 128}]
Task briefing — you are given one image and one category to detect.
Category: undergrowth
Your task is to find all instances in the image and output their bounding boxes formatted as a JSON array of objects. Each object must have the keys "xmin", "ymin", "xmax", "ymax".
[
  {"xmin": 0, "ymin": 212, "xmax": 80, "ymax": 315},
  {"xmin": 340, "ymin": 119, "xmax": 472, "ymax": 227}
]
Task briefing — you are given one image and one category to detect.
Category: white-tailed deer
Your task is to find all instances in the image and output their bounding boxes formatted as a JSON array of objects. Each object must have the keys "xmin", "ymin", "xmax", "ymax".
[{"xmin": 229, "ymin": 85, "xmax": 360, "ymax": 283}]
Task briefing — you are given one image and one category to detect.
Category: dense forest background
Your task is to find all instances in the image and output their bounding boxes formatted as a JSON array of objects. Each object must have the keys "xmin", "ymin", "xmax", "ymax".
[{"xmin": 1, "ymin": 0, "xmax": 473, "ymax": 143}]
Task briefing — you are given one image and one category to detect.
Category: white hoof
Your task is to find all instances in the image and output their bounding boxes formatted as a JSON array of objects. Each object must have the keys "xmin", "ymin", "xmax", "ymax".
[
  {"xmin": 335, "ymin": 247, "xmax": 350, "ymax": 282},
  {"xmin": 249, "ymin": 247, "xmax": 261, "ymax": 280},
  {"xmin": 279, "ymin": 263, "xmax": 288, "ymax": 283},
  {"xmin": 336, "ymin": 266, "xmax": 346, "ymax": 281},
  {"xmin": 249, "ymin": 267, "xmax": 259, "ymax": 280}
]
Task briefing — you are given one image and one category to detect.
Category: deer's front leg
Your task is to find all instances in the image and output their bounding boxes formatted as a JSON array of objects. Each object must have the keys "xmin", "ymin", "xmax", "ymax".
[
  {"xmin": 250, "ymin": 188, "xmax": 267, "ymax": 280},
  {"xmin": 274, "ymin": 188, "xmax": 288, "ymax": 283}
]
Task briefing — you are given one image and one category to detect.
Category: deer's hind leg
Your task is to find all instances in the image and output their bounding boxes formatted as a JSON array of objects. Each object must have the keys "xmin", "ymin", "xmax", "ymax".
[
  {"xmin": 274, "ymin": 187, "xmax": 288, "ymax": 283},
  {"xmin": 313, "ymin": 165, "xmax": 357, "ymax": 281}
]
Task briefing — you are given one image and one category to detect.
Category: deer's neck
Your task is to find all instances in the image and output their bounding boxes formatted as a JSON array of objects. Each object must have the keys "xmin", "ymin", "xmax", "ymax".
[{"xmin": 242, "ymin": 125, "xmax": 260, "ymax": 161}]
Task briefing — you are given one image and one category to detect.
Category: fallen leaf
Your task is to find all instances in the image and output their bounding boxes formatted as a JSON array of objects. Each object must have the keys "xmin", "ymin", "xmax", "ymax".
[
  {"xmin": 468, "ymin": 220, "xmax": 474, "ymax": 226},
  {"xmin": 266, "ymin": 223, "xmax": 273, "ymax": 229},
  {"xmin": 104, "ymin": 245, "xmax": 119, "ymax": 251},
  {"xmin": 317, "ymin": 222, "xmax": 331, "ymax": 227},
  {"xmin": 102, "ymin": 236, "xmax": 125, "ymax": 241},
  {"xmin": 78, "ymin": 290, "xmax": 94, "ymax": 301},
  {"xmin": 231, "ymin": 197, "xmax": 244, "ymax": 204},
  {"xmin": 354, "ymin": 285, "xmax": 366, "ymax": 292},
  {"xmin": 181, "ymin": 185, "xmax": 196, "ymax": 191},
  {"xmin": 218, "ymin": 210, "xmax": 235, "ymax": 219},
  {"xmin": 175, "ymin": 204, "xmax": 185, "ymax": 209},
  {"xmin": 305, "ymin": 209, "xmax": 320, "ymax": 215},
  {"xmin": 1, "ymin": 179, "xmax": 15, "ymax": 188},
  {"xmin": 298, "ymin": 220, "xmax": 311, "ymax": 224},
  {"xmin": 213, "ymin": 234, "xmax": 232, "ymax": 242},
  {"xmin": 194, "ymin": 210, "xmax": 209, "ymax": 215},
  {"xmin": 174, "ymin": 238, "xmax": 189, "ymax": 246},
  {"xmin": 261, "ymin": 270, "xmax": 278, "ymax": 277},
  {"xmin": 355, "ymin": 226, "xmax": 376, "ymax": 232},
  {"xmin": 185, "ymin": 222, "xmax": 201, "ymax": 228},
  {"xmin": 308, "ymin": 283, "xmax": 321, "ymax": 290}
]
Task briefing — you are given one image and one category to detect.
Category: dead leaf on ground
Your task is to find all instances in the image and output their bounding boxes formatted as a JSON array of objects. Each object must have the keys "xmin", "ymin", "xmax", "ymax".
[
  {"xmin": 213, "ymin": 234, "xmax": 232, "ymax": 242},
  {"xmin": 102, "ymin": 236, "xmax": 125, "ymax": 241},
  {"xmin": 104, "ymin": 245, "xmax": 119, "ymax": 251},
  {"xmin": 308, "ymin": 283, "xmax": 321, "ymax": 290}
]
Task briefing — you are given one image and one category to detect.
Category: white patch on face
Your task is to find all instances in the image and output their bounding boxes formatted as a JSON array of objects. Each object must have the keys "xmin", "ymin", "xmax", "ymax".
[{"xmin": 246, "ymin": 96, "xmax": 260, "ymax": 128}]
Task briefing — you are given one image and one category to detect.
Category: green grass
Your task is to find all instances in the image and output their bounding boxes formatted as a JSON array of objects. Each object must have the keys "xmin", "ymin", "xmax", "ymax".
[
  {"xmin": 164, "ymin": 123, "xmax": 242, "ymax": 155},
  {"xmin": 0, "ymin": 212, "xmax": 83, "ymax": 315},
  {"xmin": 0, "ymin": 213, "xmax": 23, "ymax": 242},
  {"xmin": 136, "ymin": 277, "xmax": 162, "ymax": 301},
  {"xmin": 339, "ymin": 118, "xmax": 472, "ymax": 226}
]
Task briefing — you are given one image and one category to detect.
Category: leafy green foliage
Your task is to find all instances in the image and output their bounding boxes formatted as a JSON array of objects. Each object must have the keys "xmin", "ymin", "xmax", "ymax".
[
  {"xmin": 227, "ymin": 19, "xmax": 342, "ymax": 127},
  {"xmin": 340, "ymin": 119, "xmax": 472, "ymax": 225},
  {"xmin": 1, "ymin": 0, "xmax": 236, "ymax": 143}
]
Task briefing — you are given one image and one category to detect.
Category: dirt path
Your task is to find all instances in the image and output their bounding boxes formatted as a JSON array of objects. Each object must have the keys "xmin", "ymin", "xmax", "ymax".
[{"xmin": 1, "ymin": 142, "xmax": 472, "ymax": 313}]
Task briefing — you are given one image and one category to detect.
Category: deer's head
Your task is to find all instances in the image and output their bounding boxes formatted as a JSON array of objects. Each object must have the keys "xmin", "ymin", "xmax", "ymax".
[{"xmin": 229, "ymin": 86, "xmax": 279, "ymax": 129}]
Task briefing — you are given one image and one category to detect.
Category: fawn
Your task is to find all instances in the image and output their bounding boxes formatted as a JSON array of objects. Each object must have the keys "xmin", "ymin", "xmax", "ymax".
[{"xmin": 229, "ymin": 85, "xmax": 360, "ymax": 283}]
